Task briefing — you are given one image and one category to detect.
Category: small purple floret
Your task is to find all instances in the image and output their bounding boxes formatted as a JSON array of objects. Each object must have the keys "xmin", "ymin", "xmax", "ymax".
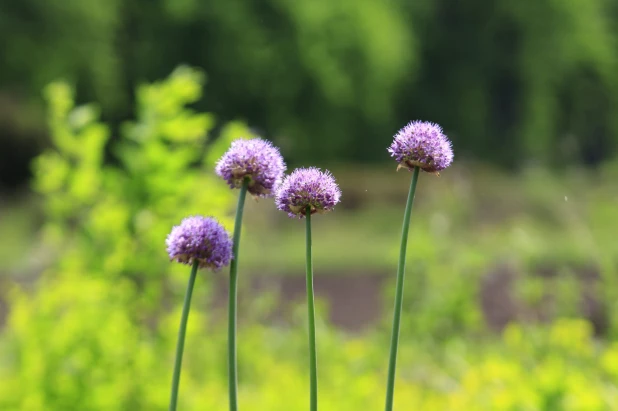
[
  {"xmin": 166, "ymin": 216, "xmax": 233, "ymax": 270},
  {"xmin": 388, "ymin": 121, "xmax": 454, "ymax": 174},
  {"xmin": 275, "ymin": 167, "xmax": 341, "ymax": 218},
  {"xmin": 215, "ymin": 138, "xmax": 286, "ymax": 197}
]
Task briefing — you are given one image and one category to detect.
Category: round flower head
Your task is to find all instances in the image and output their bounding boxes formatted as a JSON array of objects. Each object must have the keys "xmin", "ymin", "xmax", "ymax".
[
  {"xmin": 166, "ymin": 216, "xmax": 233, "ymax": 270},
  {"xmin": 275, "ymin": 167, "xmax": 341, "ymax": 218},
  {"xmin": 215, "ymin": 138, "xmax": 286, "ymax": 197},
  {"xmin": 388, "ymin": 121, "xmax": 453, "ymax": 174}
]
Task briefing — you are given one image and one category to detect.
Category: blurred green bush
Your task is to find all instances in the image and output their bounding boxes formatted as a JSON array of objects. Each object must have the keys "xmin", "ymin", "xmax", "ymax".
[
  {"xmin": 3, "ymin": 286, "xmax": 618, "ymax": 410},
  {"xmin": 33, "ymin": 65, "xmax": 245, "ymax": 287},
  {"xmin": 0, "ymin": 67, "xmax": 250, "ymax": 408}
]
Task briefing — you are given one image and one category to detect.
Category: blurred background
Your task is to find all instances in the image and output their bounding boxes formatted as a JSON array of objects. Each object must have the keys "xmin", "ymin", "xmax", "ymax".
[{"xmin": 1, "ymin": 0, "xmax": 618, "ymax": 409}]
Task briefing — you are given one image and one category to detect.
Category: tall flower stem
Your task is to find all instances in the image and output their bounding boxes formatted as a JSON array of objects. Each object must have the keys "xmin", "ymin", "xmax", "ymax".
[
  {"xmin": 384, "ymin": 166, "xmax": 420, "ymax": 411},
  {"xmin": 169, "ymin": 259, "xmax": 199, "ymax": 411},
  {"xmin": 305, "ymin": 206, "xmax": 318, "ymax": 411},
  {"xmin": 228, "ymin": 178, "xmax": 249, "ymax": 411}
]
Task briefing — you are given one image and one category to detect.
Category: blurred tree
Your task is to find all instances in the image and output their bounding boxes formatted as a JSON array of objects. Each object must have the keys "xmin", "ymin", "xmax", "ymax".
[
  {"xmin": 0, "ymin": 0, "xmax": 617, "ymax": 178},
  {"xmin": 408, "ymin": 0, "xmax": 618, "ymax": 167}
]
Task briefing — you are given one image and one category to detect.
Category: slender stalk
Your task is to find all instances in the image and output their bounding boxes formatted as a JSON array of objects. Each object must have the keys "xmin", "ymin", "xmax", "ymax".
[
  {"xmin": 169, "ymin": 259, "xmax": 199, "ymax": 411},
  {"xmin": 305, "ymin": 206, "xmax": 318, "ymax": 411},
  {"xmin": 228, "ymin": 178, "xmax": 249, "ymax": 411},
  {"xmin": 384, "ymin": 166, "xmax": 420, "ymax": 411}
]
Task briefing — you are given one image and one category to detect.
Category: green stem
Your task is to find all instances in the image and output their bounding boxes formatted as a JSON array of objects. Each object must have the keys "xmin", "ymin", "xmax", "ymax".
[
  {"xmin": 305, "ymin": 207, "xmax": 318, "ymax": 411},
  {"xmin": 384, "ymin": 166, "xmax": 420, "ymax": 411},
  {"xmin": 169, "ymin": 259, "xmax": 199, "ymax": 411},
  {"xmin": 228, "ymin": 178, "xmax": 249, "ymax": 411}
]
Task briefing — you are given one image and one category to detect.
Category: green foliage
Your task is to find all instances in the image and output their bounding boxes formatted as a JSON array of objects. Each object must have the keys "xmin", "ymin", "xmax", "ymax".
[
  {"xmin": 0, "ymin": 67, "xmax": 254, "ymax": 408},
  {"xmin": 3, "ymin": 0, "xmax": 618, "ymax": 167},
  {"xmin": 3, "ymin": 287, "xmax": 618, "ymax": 410},
  {"xmin": 2, "ymin": 66, "xmax": 618, "ymax": 409},
  {"xmin": 1, "ymin": 273, "xmax": 161, "ymax": 410},
  {"xmin": 33, "ymin": 66, "xmax": 249, "ymax": 287}
]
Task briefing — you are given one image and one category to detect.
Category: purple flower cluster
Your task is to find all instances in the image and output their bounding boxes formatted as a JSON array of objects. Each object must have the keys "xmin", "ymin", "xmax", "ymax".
[
  {"xmin": 388, "ymin": 121, "xmax": 453, "ymax": 174},
  {"xmin": 275, "ymin": 167, "xmax": 341, "ymax": 218},
  {"xmin": 216, "ymin": 138, "xmax": 286, "ymax": 197},
  {"xmin": 166, "ymin": 216, "xmax": 233, "ymax": 270}
]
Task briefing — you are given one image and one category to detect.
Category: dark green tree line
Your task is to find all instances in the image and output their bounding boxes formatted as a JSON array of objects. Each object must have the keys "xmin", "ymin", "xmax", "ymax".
[{"xmin": 1, "ymin": 0, "xmax": 617, "ymax": 183}]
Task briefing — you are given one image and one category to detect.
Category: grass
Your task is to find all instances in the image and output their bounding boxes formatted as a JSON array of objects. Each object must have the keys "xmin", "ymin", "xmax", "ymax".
[
  {"xmin": 1, "ymin": 162, "xmax": 617, "ymax": 278},
  {"xmin": 240, "ymin": 163, "xmax": 618, "ymax": 275}
]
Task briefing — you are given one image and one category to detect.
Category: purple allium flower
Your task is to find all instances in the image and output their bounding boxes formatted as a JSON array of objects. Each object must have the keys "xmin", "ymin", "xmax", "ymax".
[
  {"xmin": 166, "ymin": 216, "xmax": 233, "ymax": 270},
  {"xmin": 275, "ymin": 167, "xmax": 341, "ymax": 218},
  {"xmin": 215, "ymin": 138, "xmax": 286, "ymax": 197},
  {"xmin": 388, "ymin": 121, "xmax": 454, "ymax": 174}
]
